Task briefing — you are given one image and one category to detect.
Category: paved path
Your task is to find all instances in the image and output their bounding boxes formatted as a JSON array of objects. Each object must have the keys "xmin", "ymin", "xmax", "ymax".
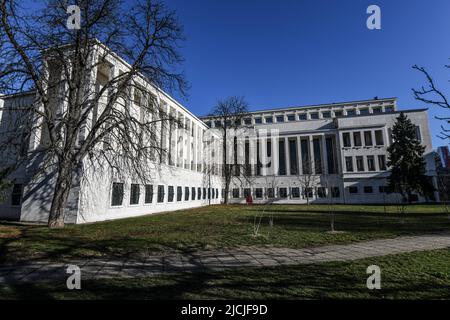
[{"xmin": 1, "ymin": 234, "xmax": 450, "ymax": 285}]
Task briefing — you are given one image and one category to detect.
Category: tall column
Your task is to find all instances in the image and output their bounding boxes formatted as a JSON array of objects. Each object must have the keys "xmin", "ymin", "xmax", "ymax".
[
  {"xmin": 297, "ymin": 136, "xmax": 302, "ymax": 175},
  {"xmin": 285, "ymin": 137, "xmax": 290, "ymax": 175},
  {"xmin": 309, "ymin": 135, "xmax": 315, "ymax": 175}
]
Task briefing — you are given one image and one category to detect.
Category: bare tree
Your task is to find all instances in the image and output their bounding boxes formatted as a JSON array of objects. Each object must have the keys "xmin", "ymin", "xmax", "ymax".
[
  {"xmin": 208, "ymin": 96, "xmax": 250, "ymax": 204},
  {"xmin": 412, "ymin": 64, "xmax": 449, "ymax": 140},
  {"xmin": 296, "ymin": 159, "xmax": 320, "ymax": 205},
  {"xmin": 0, "ymin": 0, "xmax": 186, "ymax": 227},
  {"xmin": 252, "ymin": 174, "xmax": 279, "ymax": 237}
]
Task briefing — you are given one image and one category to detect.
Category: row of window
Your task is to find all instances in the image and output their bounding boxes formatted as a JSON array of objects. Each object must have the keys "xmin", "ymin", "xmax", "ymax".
[
  {"xmin": 342, "ymin": 130, "xmax": 385, "ymax": 148},
  {"xmin": 345, "ymin": 155, "xmax": 387, "ymax": 172},
  {"xmin": 111, "ymin": 183, "xmax": 219, "ymax": 206},
  {"xmin": 206, "ymin": 106, "xmax": 395, "ymax": 128},
  {"xmin": 231, "ymin": 187, "xmax": 341, "ymax": 199}
]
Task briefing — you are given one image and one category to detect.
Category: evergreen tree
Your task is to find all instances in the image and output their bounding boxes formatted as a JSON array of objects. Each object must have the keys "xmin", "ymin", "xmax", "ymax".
[{"xmin": 387, "ymin": 112, "xmax": 434, "ymax": 202}]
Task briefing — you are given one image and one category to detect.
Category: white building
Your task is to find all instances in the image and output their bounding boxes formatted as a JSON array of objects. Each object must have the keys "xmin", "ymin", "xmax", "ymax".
[{"xmin": 0, "ymin": 47, "xmax": 438, "ymax": 224}]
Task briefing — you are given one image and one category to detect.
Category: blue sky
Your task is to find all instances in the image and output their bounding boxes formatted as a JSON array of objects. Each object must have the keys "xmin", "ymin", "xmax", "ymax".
[{"xmin": 161, "ymin": 0, "xmax": 450, "ymax": 149}]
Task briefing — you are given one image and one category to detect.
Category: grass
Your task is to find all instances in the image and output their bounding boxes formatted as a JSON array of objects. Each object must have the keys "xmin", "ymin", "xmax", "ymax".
[
  {"xmin": 1, "ymin": 204, "xmax": 449, "ymax": 263},
  {"xmin": 2, "ymin": 248, "xmax": 450, "ymax": 299}
]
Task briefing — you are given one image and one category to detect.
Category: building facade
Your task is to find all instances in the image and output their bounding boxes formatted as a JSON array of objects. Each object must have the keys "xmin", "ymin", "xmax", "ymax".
[{"xmin": 0, "ymin": 46, "xmax": 438, "ymax": 224}]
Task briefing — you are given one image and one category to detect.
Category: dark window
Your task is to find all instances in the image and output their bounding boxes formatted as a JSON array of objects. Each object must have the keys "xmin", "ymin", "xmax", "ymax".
[
  {"xmin": 356, "ymin": 156, "xmax": 364, "ymax": 171},
  {"xmin": 232, "ymin": 188, "xmax": 240, "ymax": 198},
  {"xmin": 304, "ymin": 187, "xmax": 313, "ymax": 198},
  {"xmin": 310, "ymin": 112, "xmax": 319, "ymax": 119},
  {"xmin": 359, "ymin": 108, "xmax": 369, "ymax": 115},
  {"xmin": 255, "ymin": 188, "xmax": 263, "ymax": 198},
  {"xmin": 185, "ymin": 187, "xmax": 190, "ymax": 201},
  {"xmin": 343, "ymin": 133, "xmax": 351, "ymax": 147},
  {"xmin": 11, "ymin": 184, "xmax": 23, "ymax": 206},
  {"xmin": 367, "ymin": 156, "xmax": 376, "ymax": 171},
  {"xmin": 349, "ymin": 186, "xmax": 358, "ymax": 194},
  {"xmin": 197, "ymin": 187, "xmax": 202, "ymax": 200},
  {"xmin": 244, "ymin": 118, "xmax": 252, "ymax": 125},
  {"xmin": 298, "ymin": 114, "xmax": 307, "ymax": 120},
  {"xmin": 313, "ymin": 138, "xmax": 322, "ymax": 174},
  {"xmin": 373, "ymin": 107, "xmax": 382, "ymax": 114},
  {"xmin": 331, "ymin": 187, "xmax": 340, "ymax": 198},
  {"xmin": 346, "ymin": 109, "xmax": 356, "ymax": 116},
  {"xmin": 300, "ymin": 139, "xmax": 310, "ymax": 174},
  {"xmin": 415, "ymin": 126, "xmax": 422, "ymax": 142},
  {"xmin": 111, "ymin": 183, "xmax": 124, "ymax": 206},
  {"xmin": 177, "ymin": 186, "xmax": 182, "ymax": 201},
  {"xmin": 216, "ymin": 188, "xmax": 219, "ymax": 199},
  {"xmin": 130, "ymin": 184, "xmax": 140, "ymax": 205},
  {"xmin": 244, "ymin": 188, "xmax": 251, "ymax": 197},
  {"xmin": 353, "ymin": 132, "xmax": 362, "ymax": 147},
  {"xmin": 168, "ymin": 186, "xmax": 175, "ymax": 202},
  {"xmin": 345, "ymin": 156, "xmax": 354, "ymax": 172},
  {"xmin": 364, "ymin": 131, "xmax": 373, "ymax": 146},
  {"xmin": 192, "ymin": 187, "xmax": 196, "ymax": 200},
  {"xmin": 375, "ymin": 130, "xmax": 384, "ymax": 146},
  {"xmin": 276, "ymin": 115, "xmax": 284, "ymax": 123},
  {"xmin": 317, "ymin": 187, "xmax": 326, "ymax": 198},
  {"xmin": 157, "ymin": 185, "xmax": 165, "ymax": 203},
  {"xmin": 378, "ymin": 155, "xmax": 387, "ymax": 170},
  {"xmin": 322, "ymin": 111, "xmax": 331, "ymax": 118},
  {"xmin": 279, "ymin": 187, "xmax": 288, "ymax": 198},
  {"xmin": 255, "ymin": 117, "xmax": 262, "ymax": 124},
  {"xmin": 334, "ymin": 111, "xmax": 343, "ymax": 117},
  {"xmin": 364, "ymin": 186, "xmax": 373, "ymax": 193},
  {"xmin": 266, "ymin": 188, "xmax": 274, "ymax": 198},
  {"xmin": 289, "ymin": 139, "xmax": 298, "ymax": 175},
  {"xmin": 145, "ymin": 185, "xmax": 153, "ymax": 204},
  {"xmin": 287, "ymin": 114, "xmax": 295, "ymax": 121},
  {"xmin": 385, "ymin": 106, "xmax": 394, "ymax": 113},
  {"xmin": 265, "ymin": 116, "xmax": 273, "ymax": 123},
  {"xmin": 325, "ymin": 136, "xmax": 337, "ymax": 174},
  {"xmin": 291, "ymin": 187, "xmax": 300, "ymax": 198},
  {"xmin": 203, "ymin": 187, "xmax": 207, "ymax": 199},
  {"xmin": 278, "ymin": 139, "xmax": 286, "ymax": 175},
  {"xmin": 208, "ymin": 188, "xmax": 211, "ymax": 199},
  {"xmin": 214, "ymin": 120, "xmax": 222, "ymax": 128}
]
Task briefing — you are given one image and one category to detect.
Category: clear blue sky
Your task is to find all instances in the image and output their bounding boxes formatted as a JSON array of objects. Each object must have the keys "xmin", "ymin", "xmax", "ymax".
[{"xmin": 161, "ymin": 0, "xmax": 450, "ymax": 149}]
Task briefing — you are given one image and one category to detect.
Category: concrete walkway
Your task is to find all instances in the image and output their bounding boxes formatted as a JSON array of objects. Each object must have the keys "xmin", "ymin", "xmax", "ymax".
[{"xmin": 2, "ymin": 234, "xmax": 450, "ymax": 284}]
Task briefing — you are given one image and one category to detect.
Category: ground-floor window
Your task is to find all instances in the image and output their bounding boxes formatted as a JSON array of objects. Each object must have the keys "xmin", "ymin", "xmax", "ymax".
[
  {"xmin": 198, "ymin": 187, "xmax": 202, "ymax": 200},
  {"xmin": 291, "ymin": 187, "xmax": 300, "ymax": 198},
  {"xmin": 216, "ymin": 188, "xmax": 219, "ymax": 199},
  {"xmin": 254, "ymin": 188, "xmax": 263, "ymax": 198},
  {"xmin": 232, "ymin": 188, "xmax": 240, "ymax": 198},
  {"xmin": 203, "ymin": 187, "xmax": 207, "ymax": 199},
  {"xmin": 111, "ymin": 183, "xmax": 124, "ymax": 206},
  {"xmin": 317, "ymin": 187, "xmax": 326, "ymax": 198},
  {"xmin": 244, "ymin": 188, "xmax": 251, "ymax": 197},
  {"xmin": 168, "ymin": 186, "xmax": 175, "ymax": 202},
  {"xmin": 11, "ymin": 184, "xmax": 23, "ymax": 206},
  {"xmin": 185, "ymin": 187, "xmax": 190, "ymax": 201},
  {"xmin": 177, "ymin": 186, "xmax": 182, "ymax": 201},
  {"xmin": 303, "ymin": 187, "xmax": 313, "ymax": 198},
  {"xmin": 279, "ymin": 187, "xmax": 288, "ymax": 198},
  {"xmin": 331, "ymin": 187, "xmax": 340, "ymax": 198},
  {"xmin": 145, "ymin": 185, "xmax": 153, "ymax": 204},
  {"xmin": 266, "ymin": 188, "xmax": 274, "ymax": 198},
  {"xmin": 192, "ymin": 187, "xmax": 196, "ymax": 200},
  {"xmin": 130, "ymin": 184, "xmax": 140, "ymax": 205},
  {"xmin": 157, "ymin": 185, "xmax": 165, "ymax": 203},
  {"xmin": 349, "ymin": 186, "xmax": 358, "ymax": 194}
]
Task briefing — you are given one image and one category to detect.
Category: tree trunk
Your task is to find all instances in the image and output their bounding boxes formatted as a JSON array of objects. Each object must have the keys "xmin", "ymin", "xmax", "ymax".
[{"xmin": 48, "ymin": 163, "xmax": 73, "ymax": 228}]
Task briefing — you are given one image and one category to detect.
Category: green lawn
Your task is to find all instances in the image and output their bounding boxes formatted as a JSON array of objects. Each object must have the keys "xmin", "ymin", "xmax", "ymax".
[
  {"xmin": 1, "ymin": 204, "xmax": 449, "ymax": 263},
  {"xmin": 2, "ymin": 248, "xmax": 450, "ymax": 299}
]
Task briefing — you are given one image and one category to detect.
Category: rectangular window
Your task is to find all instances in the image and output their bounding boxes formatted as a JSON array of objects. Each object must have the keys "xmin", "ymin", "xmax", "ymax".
[
  {"xmin": 111, "ymin": 183, "xmax": 124, "ymax": 206},
  {"xmin": 346, "ymin": 109, "xmax": 356, "ymax": 116},
  {"xmin": 304, "ymin": 187, "xmax": 313, "ymax": 198},
  {"xmin": 334, "ymin": 111, "xmax": 343, "ymax": 117},
  {"xmin": 415, "ymin": 126, "xmax": 422, "ymax": 142},
  {"xmin": 265, "ymin": 116, "xmax": 273, "ymax": 123},
  {"xmin": 11, "ymin": 184, "xmax": 23, "ymax": 206},
  {"xmin": 276, "ymin": 115, "xmax": 284, "ymax": 122},
  {"xmin": 157, "ymin": 185, "xmax": 165, "ymax": 203},
  {"xmin": 130, "ymin": 184, "xmax": 140, "ymax": 205},
  {"xmin": 244, "ymin": 188, "xmax": 251, "ymax": 197},
  {"xmin": 326, "ymin": 136, "xmax": 336, "ymax": 174},
  {"xmin": 356, "ymin": 156, "xmax": 364, "ymax": 171},
  {"xmin": 385, "ymin": 106, "xmax": 394, "ymax": 113},
  {"xmin": 313, "ymin": 138, "xmax": 322, "ymax": 174},
  {"xmin": 266, "ymin": 188, "xmax": 274, "ymax": 198},
  {"xmin": 331, "ymin": 187, "xmax": 340, "ymax": 198},
  {"xmin": 353, "ymin": 132, "xmax": 362, "ymax": 147},
  {"xmin": 197, "ymin": 187, "xmax": 202, "ymax": 200},
  {"xmin": 208, "ymin": 188, "xmax": 211, "ymax": 199},
  {"xmin": 255, "ymin": 188, "xmax": 263, "ymax": 198},
  {"xmin": 349, "ymin": 186, "xmax": 358, "ymax": 194},
  {"xmin": 287, "ymin": 114, "xmax": 295, "ymax": 121},
  {"xmin": 145, "ymin": 185, "xmax": 153, "ymax": 204},
  {"xmin": 177, "ymin": 186, "xmax": 182, "ymax": 201},
  {"xmin": 278, "ymin": 139, "xmax": 286, "ymax": 175},
  {"xmin": 364, "ymin": 131, "xmax": 373, "ymax": 146},
  {"xmin": 373, "ymin": 107, "xmax": 382, "ymax": 114},
  {"xmin": 345, "ymin": 156, "xmax": 354, "ymax": 172},
  {"xmin": 232, "ymin": 188, "xmax": 240, "ymax": 198},
  {"xmin": 203, "ymin": 187, "xmax": 207, "ymax": 199},
  {"xmin": 216, "ymin": 188, "xmax": 219, "ymax": 199},
  {"xmin": 298, "ymin": 114, "xmax": 307, "ymax": 121},
  {"xmin": 322, "ymin": 111, "xmax": 331, "ymax": 118},
  {"xmin": 310, "ymin": 112, "xmax": 319, "ymax": 119},
  {"xmin": 168, "ymin": 186, "xmax": 175, "ymax": 202},
  {"xmin": 378, "ymin": 155, "xmax": 387, "ymax": 170},
  {"xmin": 317, "ymin": 187, "xmax": 326, "ymax": 198},
  {"xmin": 359, "ymin": 108, "xmax": 369, "ymax": 115},
  {"xmin": 279, "ymin": 187, "xmax": 288, "ymax": 198},
  {"xmin": 375, "ymin": 130, "xmax": 384, "ymax": 146},
  {"xmin": 300, "ymin": 139, "xmax": 310, "ymax": 174},
  {"xmin": 185, "ymin": 187, "xmax": 190, "ymax": 201},
  {"xmin": 364, "ymin": 186, "xmax": 373, "ymax": 193},
  {"xmin": 367, "ymin": 156, "xmax": 376, "ymax": 171},
  {"xmin": 244, "ymin": 118, "xmax": 252, "ymax": 125},
  {"xmin": 291, "ymin": 187, "xmax": 300, "ymax": 198},
  {"xmin": 191, "ymin": 187, "xmax": 196, "ymax": 200},
  {"xmin": 343, "ymin": 133, "xmax": 351, "ymax": 147},
  {"xmin": 289, "ymin": 139, "xmax": 298, "ymax": 175},
  {"xmin": 255, "ymin": 117, "xmax": 262, "ymax": 124}
]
